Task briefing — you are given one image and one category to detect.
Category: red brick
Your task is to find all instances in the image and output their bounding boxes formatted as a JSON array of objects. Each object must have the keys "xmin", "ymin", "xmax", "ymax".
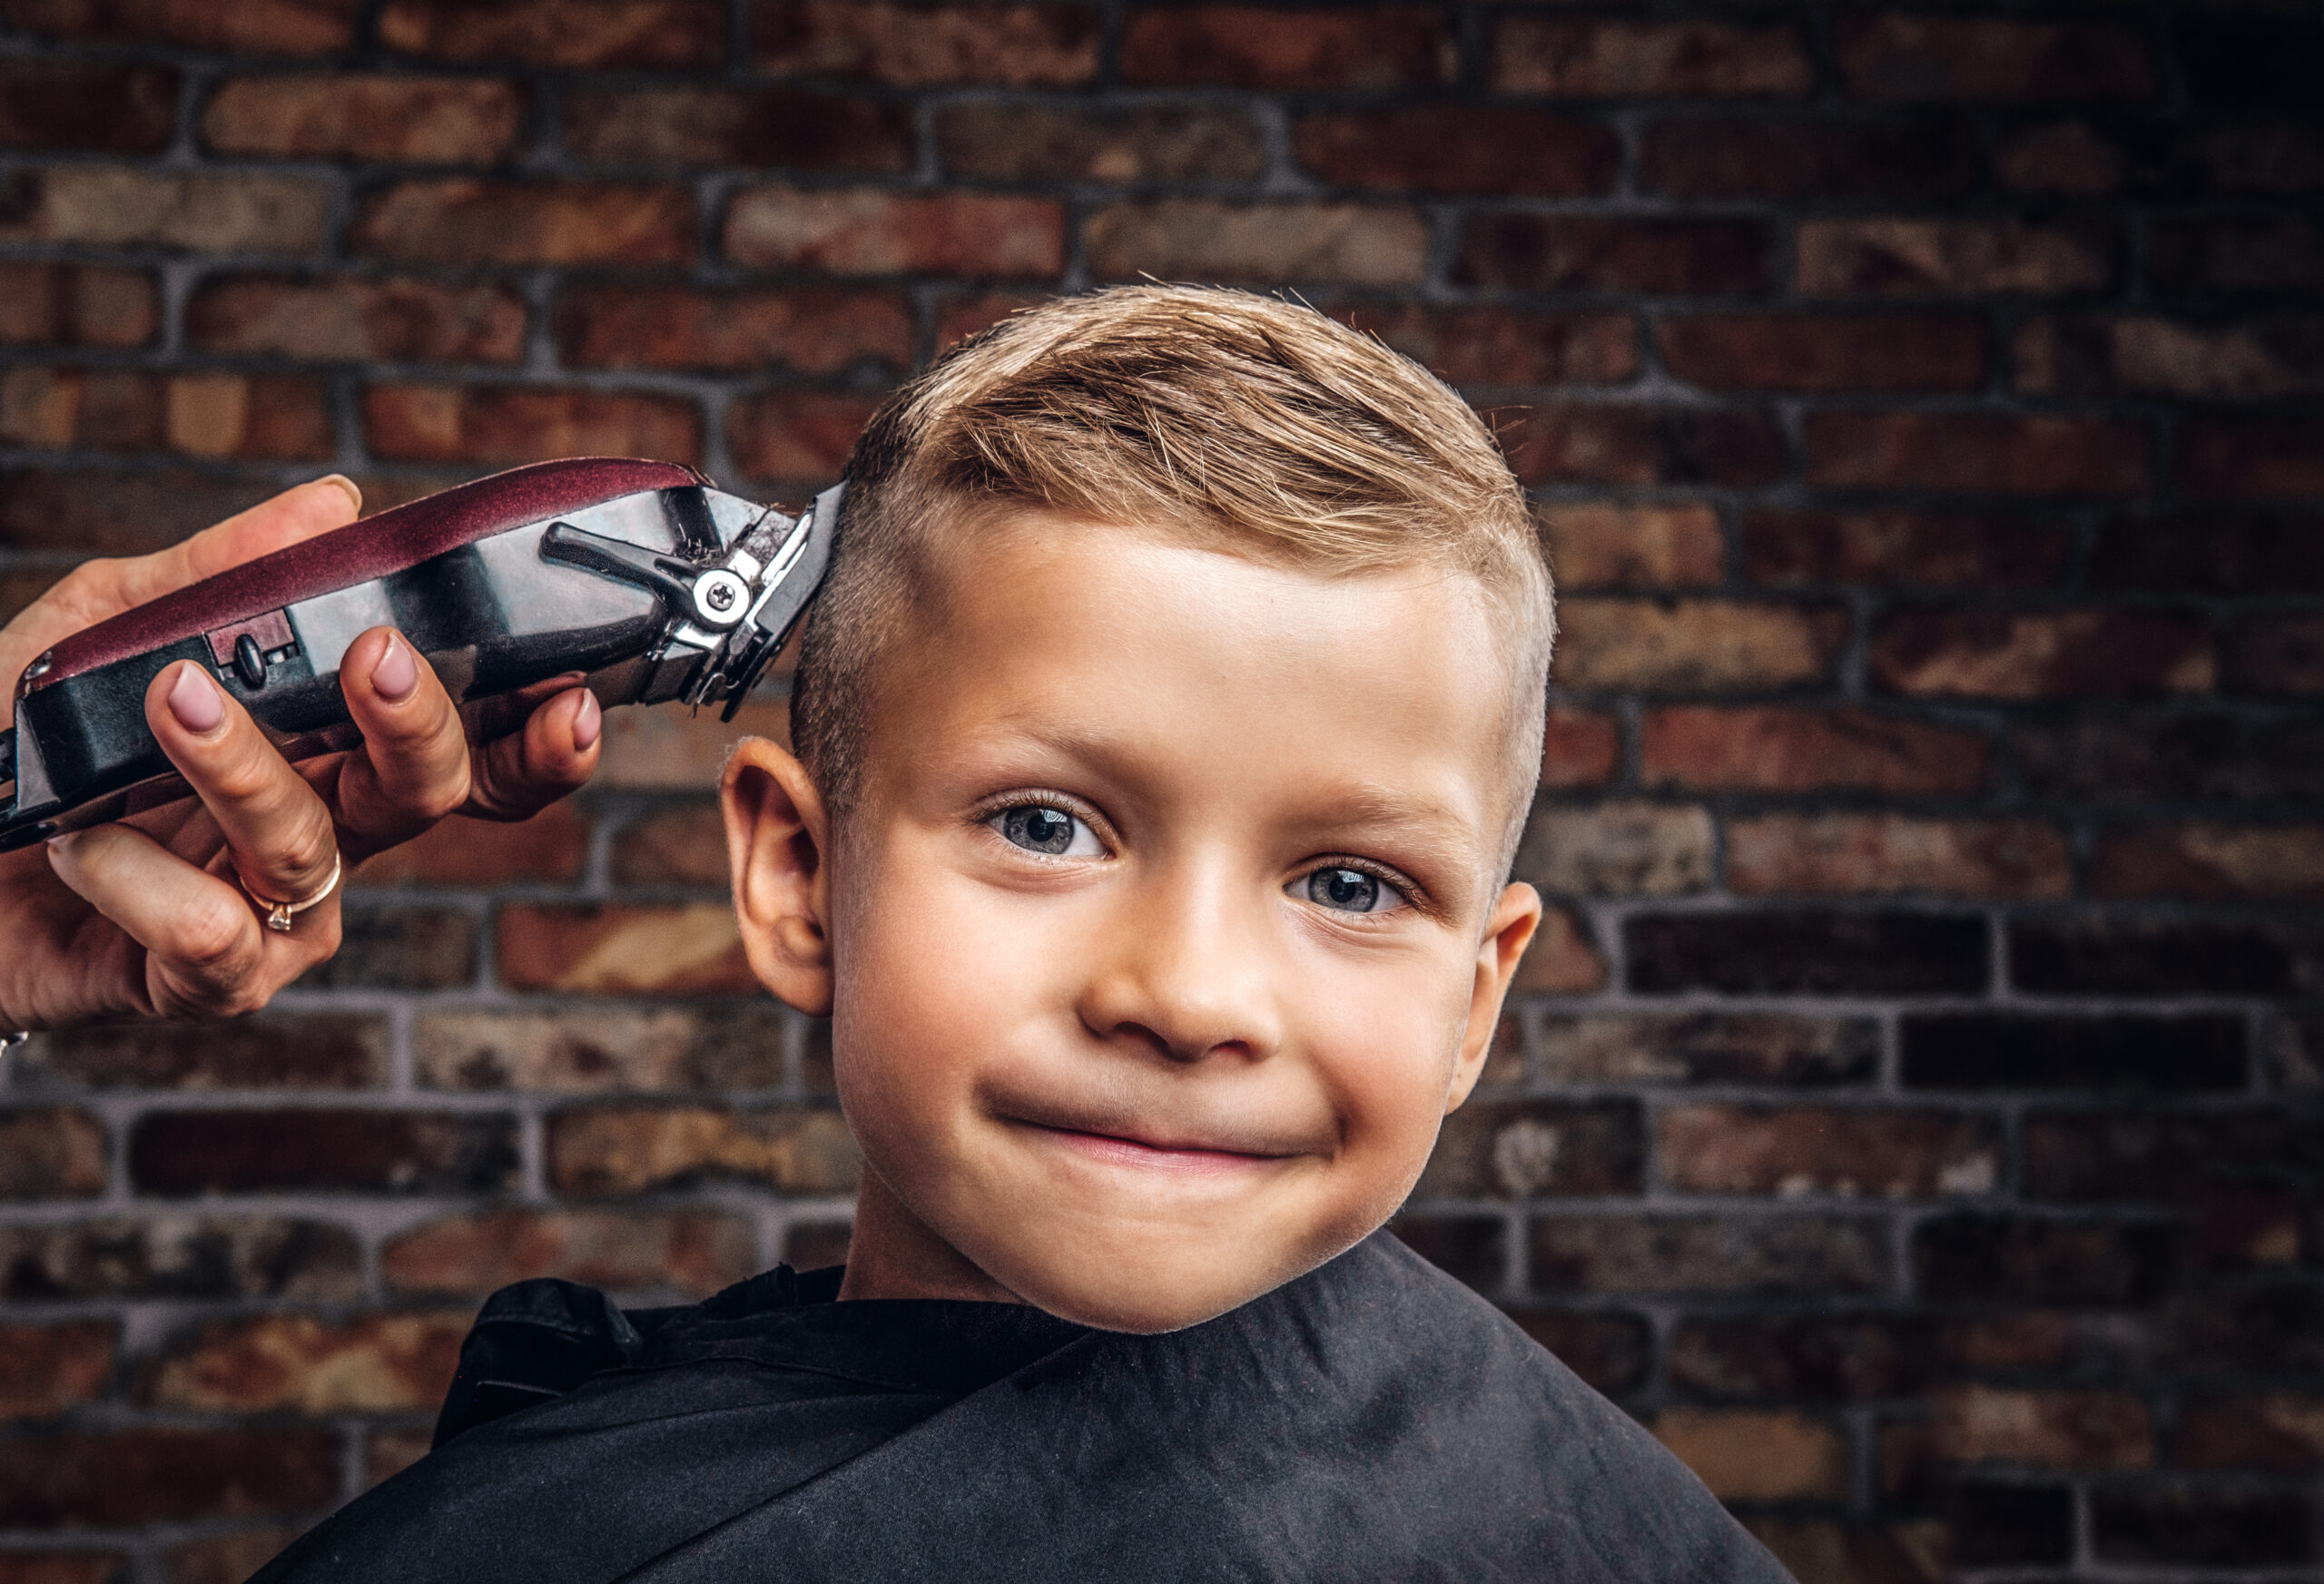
[
  {"xmin": 0, "ymin": 1429, "xmax": 338, "ymax": 1528},
  {"xmin": 147, "ymin": 1313, "xmax": 466, "ymax": 1413},
  {"xmin": 23, "ymin": 1014, "xmax": 387, "ymax": 1089},
  {"xmin": 1456, "ymin": 215, "xmax": 1768, "ymax": 295},
  {"xmin": 1806, "ymin": 412, "xmax": 2150, "ymax": 496},
  {"xmin": 1294, "ymin": 106, "xmax": 1617, "ymax": 197},
  {"xmin": 597, "ymin": 695, "xmax": 793, "ymax": 788},
  {"xmin": 415, "ymin": 1005, "xmax": 787, "ymax": 1090},
  {"xmin": 353, "ymin": 803, "xmax": 590, "ymax": 887},
  {"xmin": 0, "ymin": 261, "xmax": 156, "ymax": 349},
  {"xmin": 2177, "ymin": 1395, "xmax": 2324, "ymax": 1471},
  {"xmin": 1338, "ymin": 305, "xmax": 1636, "ymax": 389},
  {"xmin": 2226, "ymin": 612, "xmax": 2324, "ymax": 696},
  {"xmin": 1537, "ymin": 502, "xmax": 1721, "ymax": 589},
  {"xmin": 2181, "ymin": 414, "xmax": 2324, "ymax": 499},
  {"xmin": 188, "ymin": 273, "xmax": 525, "ymax": 363},
  {"xmin": 363, "ymin": 1432, "xmax": 429, "ymax": 1490},
  {"xmin": 0, "ymin": 467, "xmax": 281, "ymax": 556},
  {"xmin": 2016, "ymin": 315, "xmax": 2324, "ymax": 399},
  {"xmin": 558, "ymin": 284, "xmax": 909, "ymax": 376},
  {"xmin": 362, "ymin": 382, "xmax": 701, "ymax": 466},
  {"xmin": 0, "ymin": 60, "xmax": 176, "ymax": 152},
  {"xmin": 755, "ymin": 0, "xmax": 1097, "ymax": 84},
  {"xmin": 725, "ymin": 185, "xmax": 1061, "ymax": 277},
  {"xmin": 1508, "ymin": 906, "xmax": 1609, "ymax": 995},
  {"xmin": 1120, "ymin": 5, "xmax": 1450, "ymax": 90},
  {"xmin": 497, "ymin": 903, "xmax": 755, "ymax": 995},
  {"xmin": 1556, "ymin": 600, "xmax": 1844, "ymax": 693},
  {"xmin": 610, "ymin": 799, "xmax": 727, "ymax": 885},
  {"xmin": 131, "ymin": 1110, "xmax": 517, "ymax": 1196},
  {"xmin": 1996, "ymin": 121, "xmax": 2123, "ymax": 194},
  {"xmin": 547, "ymin": 1104, "xmax": 861, "ymax": 1196},
  {"xmin": 0, "ymin": 0, "xmax": 356, "ymax": 53},
  {"xmin": 1642, "ymin": 706, "xmax": 1989, "ymax": 794},
  {"xmin": 1659, "ymin": 312, "xmax": 1984, "ymax": 393},
  {"xmin": 0, "ymin": 168, "xmax": 331, "ymax": 252},
  {"xmin": 1871, "ymin": 609, "xmax": 2212, "ymax": 699},
  {"xmin": 2091, "ymin": 823, "xmax": 2324, "ymax": 903},
  {"xmin": 1504, "ymin": 1311, "xmax": 1648, "ymax": 1395},
  {"xmin": 1531, "ymin": 1215, "xmax": 1889, "ymax": 1295},
  {"xmin": 1514, "ymin": 802, "xmax": 1713, "ymax": 898},
  {"xmin": 1663, "ymin": 1105, "xmax": 1999, "ymax": 1199},
  {"xmin": 1728, "ymin": 814, "xmax": 2070, "ymax": 900},
  {"xmin": 1490, "ymin": 19, "xmax": 1810, "ymax": 97},
  {"xmin": 164, "ymin": 1530, "xmax": 300, "ymax": 1584},
  {"xmin": 0, "ymin": 1108, "xmax": 106, "ymax": 1200},
  {"xmin": 1640, "ymin": 118, "xmax": 1975, "ymax": 201},
  {"xmin": 1929, "ymin": 1386, "xmax": 2153, "ymax": 1471},
  {"xmin": 566, "ymin": 86, "xmax": 913, "ymax": 172},
  {"xmin": 0, "ymin": 1215, "xmax": 361, "ymax": 1302},
  {"xmin": 0, "ymin": 1555, "xmax": 118, "ymax": 1584},
  {"xmin": 938, "ymin": 103, "xmax": 1261, "ymax": 185},
  {"xmin": 1797, "ymin": 218, "xmax": 2112, "ymax": 297},
  {"xmin": 1744, "ymin": 508, "xmax": 2072, "ymax": 590},
  {"xmin": 1914, "ymin": 1212, "xmax": 2171, "ymax": 1304},
  {"xmin": 351, "ymin": 179, "xmax": 694, "ymax": 266},
  {"xmin": 1511, "ymin": 406, "xmax": 1787, "ymax": 488},
  {"xmin": 1539, "ymin": 1013, "xmax": 1877, "ymax": 1087},
  {"xmin": 729, "ymin": 389, "xmax": 881, "ymax": 484},
  {"xmin": 202, "ymin": 74, "xmax": 520, "ymax": 162},
  {"xmin": 1086, "ymin": 200, "xmax": 1425, "ymax": 288},
  {"xmin": 1415, "ymin": 1099, "xmax": 1641, "ymax": 1199},
  {"xmin": 0, "ymin": 368, "xmax": 333, "ymax": 459},
  {"xmin": 2151, "ymin": 217, "xmax": 2324, "ymax": 294},
  {"xmin": 379, "ymin": 0, "xmax": 723, "ymax": 66},
  {"xmin": 1651, "ymin": 1410, "xmax": 1847, "ymax": 1500},
  {"xmin": 1837, "ymin": 15, "xmax": 2154, "ymax": 102},
  {"xmin": 383, "ymin": 1207, "xmax": 756, "ymax": 1296},
  {"xmin": 0, "ymin": 1322, "xmax": 112, "ymax": 1420},
  {"xmin": 935, "ymin": 290, "xmax": 1045, "ymax": 349}
]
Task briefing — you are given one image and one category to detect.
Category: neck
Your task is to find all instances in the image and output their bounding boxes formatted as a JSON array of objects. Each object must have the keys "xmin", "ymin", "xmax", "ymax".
[{"xmin": 836, "ymin": 1167, "xmax": 1025, "ymax": 1305}]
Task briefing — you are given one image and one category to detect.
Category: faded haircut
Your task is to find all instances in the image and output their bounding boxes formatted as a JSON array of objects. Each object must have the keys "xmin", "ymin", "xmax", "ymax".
[{"xmin": 789, "ymin": 284, "xmax": 1555, "ymax": 883}]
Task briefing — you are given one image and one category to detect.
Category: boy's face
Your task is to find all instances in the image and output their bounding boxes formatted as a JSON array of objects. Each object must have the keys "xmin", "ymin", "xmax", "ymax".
[{"xmin": 728, "ymin": 509, "xmax": 1540, "ymax": 1333}]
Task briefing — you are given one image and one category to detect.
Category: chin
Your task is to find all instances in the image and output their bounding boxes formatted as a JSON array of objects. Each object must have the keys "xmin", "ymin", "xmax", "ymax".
[{"xmin": 982, "ymin": 1230, "xmax": 1357, "ymax": 1335}]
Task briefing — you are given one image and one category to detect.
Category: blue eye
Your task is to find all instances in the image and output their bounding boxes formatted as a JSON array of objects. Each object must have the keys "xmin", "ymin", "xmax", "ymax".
[
  {"xmin": 1304, "ymin": 867, "xmax": 1396, "ymax": 914},
  {"xmin": 995, "ymin": 804, "xmax": 1098, "ymax": 857}
]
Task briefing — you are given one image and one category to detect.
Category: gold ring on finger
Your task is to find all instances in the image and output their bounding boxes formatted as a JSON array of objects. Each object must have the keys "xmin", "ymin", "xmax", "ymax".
[{"xmin": 241, "ymin": 851, "xmax": 342, "ymax": 932}]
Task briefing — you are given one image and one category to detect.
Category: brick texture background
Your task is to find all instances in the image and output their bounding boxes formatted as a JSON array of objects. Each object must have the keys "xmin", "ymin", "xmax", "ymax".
[{"xmin": 2, "ymin": 1, "xmax": 2321, "ymax": 1579}]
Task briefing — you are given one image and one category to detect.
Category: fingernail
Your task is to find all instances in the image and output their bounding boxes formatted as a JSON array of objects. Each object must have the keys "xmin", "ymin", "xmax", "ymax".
[
  {"xmin": 371, "ymin": 635, "xmax": 418, "ymax": 703},
  {"xmin": 572, "ymin": 689, "xmax": 602, "ymax": 752},
  {"xmin": 167, "ymin": 664, "xmax": 224, "ymax": 733},
  {"xmin": 318, "ymin": 473, "xmax": 362, "ymax": 516}
]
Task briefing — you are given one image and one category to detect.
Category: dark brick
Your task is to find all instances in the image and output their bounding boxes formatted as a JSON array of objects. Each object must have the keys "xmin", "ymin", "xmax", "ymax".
[
  {"xmin": 0, "ymin": 466, "xmax": 276, "ymax": 556},
  {"xmin": 1294, "ymin": 107, "xmax": 1616, "ymax": 197},
  {"xmin": 415, "ymin": 1005, "xmax": 788, "ymax": 1091},
  {"xmin": 1490, "ymin": 18, "xmax": 1810, "ymax": 98},
  {"xmin": 354, "ymin": 803, "xmax": 592, "ymax": 888},
  {"xmin": 754, "ymin": 0, "xmax": 1098, "ymax": 85},
  {"xmin": 165, "ymin": 1530, "xmax": 300, "ymax": 1584},
  {"xmin": 2226, "ymin": 611, "xmax": 2324, "ymax": 695},
  {"xmin": 2014, "ymin": 313, "xmax": 2324, "ymax": 399},
  {"xmin": 0, "ymin": 1320, "xmax": 113, "ymax": 1421},
  {"xmin": 0, "ymin": 1428, "xmax": 337, "ymax": 1529},
  {"xmin": 24, "ymin": 1013, "xmax": 388, "ymax": 1089},
  {"xmin": 1798, "ymin": 219, "xmax": 2113, "ymax": 298},
  {"xmin": 1642, "ymin": 706, "xmax": 1990, "ymax": 795},
  {"xmin": 1890, "ymin": 1481, "xmax": 2074, "ymax": 1568},
  {"xmin": 1836, "ymin": 15, "xmax": 2154, "ymax": 102},
  {"xmin": 938, "ymin": 103, "xmax": 1262, "ymax": 184},
  {"xmin": 0, "ymin": 0, "xmax": 358, "ymax": 53},
  {"xmin": 563, "ymin": 86, "xmax": 911, "ymax": 172},
  {"xmin": 2023, "ymin": 1108, "xmax": 2317, "ymax": 1202},
  {"xmin": 188, "ymin": 273, "xmax": 526, "ymax": 363},
  {"xmin": 1913, "ymin": 1213, "xmax": 2172, "ymax": 1304},
  {"xmin": 1660, "ymin": 1106, "xmax": 2001, "ymax": 1199},
  {"xmin": 1502, "ymin": 1310, "xmax": 1649, "ymax": 1396},
  {"xmin": 1870, "ymin": 609, "xmax": 2213, "ymax": 699},
  {"xmin": 2175, "ymin": 9, "xmax": 2324, "ymax": 111},
  {"xmin": 2014, "ymin": 918, "xmax": 2318, "ymax": 996},
  {"xmin": 2201, "ymin": 116, "xmax": 2324, "ymax": 194},
  {"xmin": 1119, "ymin": 6, "xmax": 1448, "ymax": 90},
  {"xmin": 294, "ymin": 905, "xmax": 476, "ymax": 990},
  {"xmin": 1388, "ymin": 1213, "xmax": 1504, "ymax": 1290},
  {"xmin": 1627, "ymin": 911, "xmax": 1989, "ymax": 996},
  {"xmin": 1806, "ymin": 412, "xmax": 2151, "ymax": 496},
  {"xmin": 0, "ymin": 1108, "xmax": 105, "ymax": 1201},
  {"xmin": 1341, "ymin": 305, "xmax": 1636, "ymax": 389},
  {"xmin": 379, "ymin": 0, "xmax": 724, "ymax": 67},
  {"xmin": 1659, "ymin": 313, "xmax": 1984, "ymax": 393},
  {"xmin": 1510, "ymin": 407, "xmax": 1788, "ymax": 488},
  {"xmin": 2092, "ymin": 822, "xmax": 2324, "ymax": 903},
  {"xmin": 201, "ymin": 74, "xmax": 521, "ymax": 162},
  {"xmin": 0, "ymin": 1216, "xmax": 359, "ymax": 1301},
  {"xmin": 2151, "ymin": 217, "xmax": 2324, "ymax": 294},
  {"xmin": 1639, "ymin": 118, "xmax": 1975, "ymax": 201},
  {"xmin": 2092, "ymin": 1488, "xmax": 2315, "ymax": 1569},
  {"xmin": 130, "ymin": 1111, "xmax": 518, "ymax": 1196},
  {"xmin": 1669, "ymin": 1315, "xmax": 1951, "ymax": 1402},
  {"xmin": 1414, "ymin": 1100, "xmax": 1641, "ymax": 1200},
  {"xmin": 1085, "ymin": 199, "xmax": 1421, "ymax": 288},
  {"xmin": 1537, "ymin": 1013, "xmax": 1878, "ymax": 1087},
  {"xmin": 1903, "ymin": 1014, "xmax": 2248, "ymax": 1093},
  {"xmin": 2090, "ymin": 511, "xmax": 2324, "ymax": 592},
  {"xmin": 0, "ymin": 61, "xmax": 177, "ymax": 152},
  {"xmin": 784, "ymin": 1220, "xmax": 852, "ymax": 1272},
  {"xmin": 2014, "ymin": 712, "xmax": 2324, "ymax": 803},
  {"xmin": 2182, "ymin": 413, "xmax": 2324, "ymax": 499},
  {"xmin": 556, "ymin": 283, "xmax": 910, "ymax": 375},
  {"xmin": 364, "ymin": 382, "xmax": 701, "ymax": 467},
  {"xmin": 1531, "ymin": 1215, "xmax": 1888, "ymax": 1296},
  {"xmin": 728, "ymin": 388, "xmax": 882, "ymax": 484},
  {"xmin": 1745, "ymin": 508, "xmax": 2072, "ymax": 590},
  {"xmin": 2177, "ymin": 1394, "xmax": 2324, "ymax": 1471},
  {"xmin": 1455, "ymin": 215, "xmax": 1768, "ymax": 296},
  {"xmin": 1995, "ymin": 119, "xmax": 2125, "ymax": 196},
  {"xmin": 608, "ymin": 800, "xmax": 728, "ymax": 887},
  {"xmin": 2165, "ymin": 1284, "xmax": 2324, "ymax": 1372}
]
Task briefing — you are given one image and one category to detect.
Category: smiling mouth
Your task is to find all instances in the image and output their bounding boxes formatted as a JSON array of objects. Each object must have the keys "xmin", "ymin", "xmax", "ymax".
[{"xmin": 1011, "ymin": 1119, "xmax": 1292, "ymax": 1174}]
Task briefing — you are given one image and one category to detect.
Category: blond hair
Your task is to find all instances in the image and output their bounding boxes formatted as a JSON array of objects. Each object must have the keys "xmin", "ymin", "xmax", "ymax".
[{"xmin": 790, "ymin": 285, "xmax": 1554, "ymax": 876}]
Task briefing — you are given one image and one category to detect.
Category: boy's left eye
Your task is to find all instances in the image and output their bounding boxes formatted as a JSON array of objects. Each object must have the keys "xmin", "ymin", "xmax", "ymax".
[
  {"xmin": 992, "ymin": 803, "xmax": 1103, "ymax": 858},
  {"xmin": 1296, "ymin": 867, "xmax": 1402, "ymax": 915}
]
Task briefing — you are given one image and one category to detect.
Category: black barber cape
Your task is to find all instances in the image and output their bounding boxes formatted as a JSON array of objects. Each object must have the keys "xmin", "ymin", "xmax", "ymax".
[{"xmin": 254, "ymin": 1231, "xmax": 1793, "ymax": 1583}]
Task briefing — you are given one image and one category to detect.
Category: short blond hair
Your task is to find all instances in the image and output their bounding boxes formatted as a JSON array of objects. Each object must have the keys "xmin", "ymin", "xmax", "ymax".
[{"xmin": 791, "ymin": 285, "xmax": 1554, "ymax": 876}]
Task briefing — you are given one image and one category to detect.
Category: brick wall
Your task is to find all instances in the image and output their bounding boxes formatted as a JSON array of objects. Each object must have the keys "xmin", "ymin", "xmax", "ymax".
[{"xmin": 2, "ymin": 0, "xmax": 2320, "ymax": 1578}]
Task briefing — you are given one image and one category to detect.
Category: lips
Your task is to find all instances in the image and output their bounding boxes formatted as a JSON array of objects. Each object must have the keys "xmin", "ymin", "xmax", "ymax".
[{"xmin": 1017, "ymin": 1120, "xmax": 1289, "ymax": 1174}]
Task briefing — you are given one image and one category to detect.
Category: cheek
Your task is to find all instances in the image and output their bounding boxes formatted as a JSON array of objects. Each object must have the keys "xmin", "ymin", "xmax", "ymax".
[{"xmin": 1295, "ymin": 940, "xmax": 1474, "ymax": 1152}]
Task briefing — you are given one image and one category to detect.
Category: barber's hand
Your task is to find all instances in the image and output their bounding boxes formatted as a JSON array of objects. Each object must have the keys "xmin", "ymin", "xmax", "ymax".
[{"xmin": 0, "ymin": 476, "xmax": 602, "ymax": 1032}]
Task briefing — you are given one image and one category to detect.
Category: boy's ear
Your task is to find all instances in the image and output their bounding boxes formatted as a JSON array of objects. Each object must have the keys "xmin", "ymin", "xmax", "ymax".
[
  {"xmin": 1444, "ymin": 881, "xmax": 1543, "ymax": 1115},
  {"xmin": 721, "ymin": 736, "xmax": 835, "ymax": 1017}
]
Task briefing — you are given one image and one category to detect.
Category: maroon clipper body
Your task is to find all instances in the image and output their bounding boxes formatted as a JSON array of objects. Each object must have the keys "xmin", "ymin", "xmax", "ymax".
[{"xmin": 0, "ymin": 458, "xmax": 840, "ymax": 851}]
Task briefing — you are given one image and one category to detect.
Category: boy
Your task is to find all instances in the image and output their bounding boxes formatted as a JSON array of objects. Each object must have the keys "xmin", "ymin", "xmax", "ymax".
[{"xmin": 255, "ymin": 287, "xmax": 1792, "ymax": 1582}]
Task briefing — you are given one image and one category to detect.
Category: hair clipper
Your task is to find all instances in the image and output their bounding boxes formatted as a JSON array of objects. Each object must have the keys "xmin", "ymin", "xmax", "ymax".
[{"xmin": 0, "ymin": 457, "xmax": 839, "ymax": 853}]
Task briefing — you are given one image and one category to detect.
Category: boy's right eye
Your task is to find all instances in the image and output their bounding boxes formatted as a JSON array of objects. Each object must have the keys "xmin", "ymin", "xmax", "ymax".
[{"xmin": 992, "ymin": 803, "xmax": 1101, "ymax": 858}]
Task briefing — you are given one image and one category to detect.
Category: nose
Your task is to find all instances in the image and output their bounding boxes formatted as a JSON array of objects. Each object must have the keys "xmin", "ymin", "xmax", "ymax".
[{"xmin": 1076, "ymin": 856, "xmax": 1283, "ymax": 1064}]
